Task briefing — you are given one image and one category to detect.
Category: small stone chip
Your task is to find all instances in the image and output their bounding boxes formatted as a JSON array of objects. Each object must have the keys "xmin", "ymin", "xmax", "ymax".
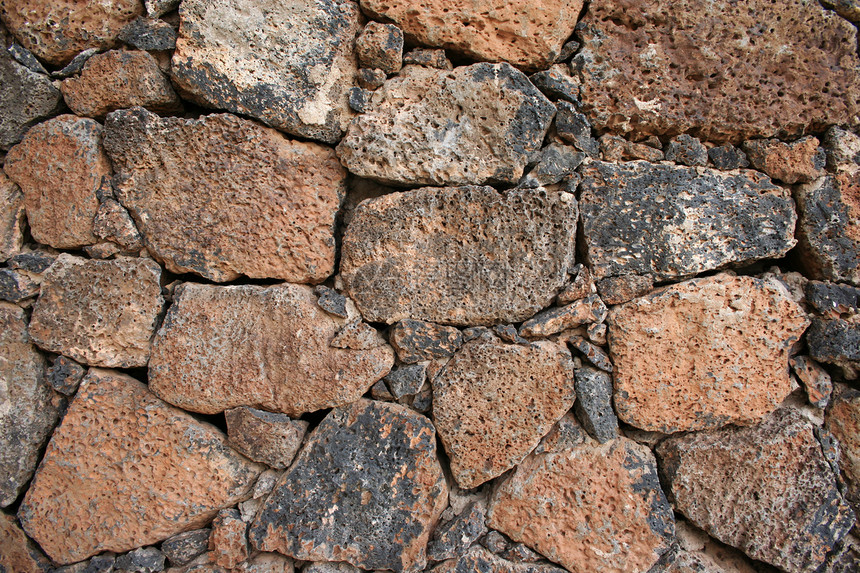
[
  {"xmin": 427, "ymin": 502, "xmax": 488, "ymax": 562},
  {"xmin": 791, "ymin": 356, "xmax": 833, "ymax": 408},
  {"xmin": 384, "ymin": 363, "xmax": 428, "ymax": 399},
  {"xmin": 708, "ymin": 144, "xmax": 750, "ymax": 170},
  {"xmin": 743, "ymin": 136, "xmax": 826, "ymax": 184},
  {"xmin": 390, "ymin": 320, "xmax": 464, "ymax": 364},
  {"xmin": 664, "ymin": 134, "xmax": 708, "ymax": 166},
  {"xmin": 161, "ymin": 529, "xmax": 211, "ymax": 567},
  {"xmin": 225, "ymin": 407, "xmax": 308, "ymax": 470},
  {"xmin": 355, "ymin": 22, "xmax": 403, "ymax": 75},
  {"xmin": 519, "ymin": 295, "xmax": 608, "ymax": 338},
  {"xmin": 115, "ymin": 547, "xmax": 165, "ymax": 573},
  {"xmin": 46, "ymin": 356, "xmax": 86, "ymax": 397},
  {"xmin": 573, "ymin": 366, "xmax": 618, "ymax": 443},
  {"xmin": 555, "ymin": 102, "xmax": 599, "ymax": 157}
]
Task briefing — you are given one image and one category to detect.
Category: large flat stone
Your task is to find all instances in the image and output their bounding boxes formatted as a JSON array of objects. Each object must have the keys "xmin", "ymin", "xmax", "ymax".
[
  {"xmin": 249, "ymin": 399, "xmax": 448, "ymax": 572},
  {"xmin": 0, "ymin": 50, "xmax": 63, "ymax": 150},
  {"xmin": 337, "ymin": 63, "xmax": 555, "ymax": 186},
  {"xmin": 149, "ymin": 282, "xmax": 393, "ymax": 416},
  {"xmin": 579, "ymin": 161, "xmax": 797, "ymax": 282},
  {"xmin": 340, "ymin": 186, "xmax": 577, "ymax": 325},
  {"xmin": 104, "ymin": 107, "xmax": 346, "ymax": 283},
  {"xmin": 574, "ymin": 0, "xmax": 860, "ymax": 142},
  {"xmin": 170, "ymin": 0, "xmax": 360, "ymax": 144},
  {"xmin": 18, "ymin": 369, "xmax": 264, "ymax": 565},
  {"xmin": 609, "ymin": 273, "xmax": 809, "ymax": 433}
]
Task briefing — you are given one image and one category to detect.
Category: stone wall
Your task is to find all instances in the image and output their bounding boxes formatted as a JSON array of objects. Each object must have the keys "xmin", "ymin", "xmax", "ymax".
[{"xmin": 1, "ymin": 1, "xmax": 860, "ymax": 572}]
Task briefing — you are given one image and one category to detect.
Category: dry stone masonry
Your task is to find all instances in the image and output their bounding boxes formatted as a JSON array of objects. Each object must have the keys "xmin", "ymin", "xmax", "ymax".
[{"xmin": 1, "ymin": 0, "xmax": 860, "ymax": 572}]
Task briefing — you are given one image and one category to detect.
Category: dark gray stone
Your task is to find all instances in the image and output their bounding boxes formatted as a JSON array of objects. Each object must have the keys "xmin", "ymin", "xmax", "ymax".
[
  {"xmin": 596, "ymin": 274, "xmax": 654, "ymax": 305},
  {"xmin": 493, "ymin": 324, "xmax": 530, "ymax": 345},
  {"xmin": 402, "ymin": 48, "xmax": 452, "ymax": 69},
  {"xmin": 569, "ymin": 337, "xmax": 613, "ymax": 373},
  {"xmin": 823, "ymin": 126, "xmax": 860, "ymax": 170},
  {"xmin": 371, "ymin": 379, "xmax": 396, "ymax": 401},
  {"xmin": 427, "ymin": 502, "xmax": 488, "ymax": 562},
  {"xmin": 348, "ymin": 87, "xmax": 371, "ymax": 113},
  {"xmin": 520, "ymin": 144, "xmax": 584, "ymax": 188},
  {"xmin": 573, "ymin": 366, "xmax": 618, "ymax": 443},
  {"xmin": 432, "ymin": 545, "xmax": 567, "ymax": 573},
  {"xmin": 47, "ymin": 355, "xmax": 86, "ymax": 396},
  {"xmin": 708, "ymin": 143, "xmax": 750, "ymax": 170},
  {"xmin": 114, "ymin": 547, "xmax": 164, "ymax": 573},
  {"xmin": 0, "ymin": 51, "xmax": 63, "ymax": 150},
  {"xmin": 528, "ymin": 65, "xmax": 581, "ymax": 104},
  {"xmin": 503, "ymin": 543, "xmax": 543, "ymax": 563},
  {"xmin": 160, "ymin": 529, "xmax": 210, "ymax": 567},
  {"xmin": 314, "ymin": 285, "xmax": 349, "ymax": 319},
  {"xmin": 555, "ymin": 101, "xmax": 599, "ymax": 157},
  {"xmin": 410, "ymin": 385, "xmax": 432, "ymax": 413},
  {"xmin": 118, "ymin": 17, "xmax": 177, "ymax": 51},
  {"xmin": 481, "ymin": 531, "xmax": 510, "ymax": 554},
  {"xmin": 84, "ymin": 554, "xmax": 117, "ymax": 573},
  {"xmin": 556, "ymin": 40, "xmax": 580, "ymax": 62},
  {"xmin": 807, "ymin": 319, "xmax": 860, "ymax": 369},
  {"xmin": 8, "ymin": 43, "xmax": 48, "ymax": 74},
  {"xmin": 0, "ymin": 268, "xmax": 39, "ymax": 302},
  {"xmin": 357, "ymin": 68, "xmax": 386, "ymax": 90},
  {"xmin": 51, "ymin": 49, "xmax": 99, "ymax": 79},
  {"xmin": 664, "ymin": 134, "xmax": 708, "ymax": 166},
  {"xmin": 8, "ymin": 250, "xmax": 57, "ymax": 273},
  {"xmin": 806, "ymin": 281, "xmax": 860, "ymax": 316},
  {"xmin": 384, "ymin": 363, "xmax": 427, "ymax": 399},
  {"xmin": 390, "ymin": 320, "xmax": 463, "ymax": 364}
]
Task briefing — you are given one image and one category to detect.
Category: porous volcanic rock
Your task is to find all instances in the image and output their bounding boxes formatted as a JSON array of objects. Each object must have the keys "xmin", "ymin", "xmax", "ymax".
[
  {"xmin": 433, "ymin": 333, "xmax": 575, "ymax": 488},
  {"xmin": 0, "ymin": 512, "xmax": 51, "ymax": 573},
  {"xmin": 61, "ymin": 50, "xmax": 182, "ymax": 120},
  {"xmin": 104, "ymin": 107, "xmax": 346, "ymax": 283},
  {"xmin": 148, "ymin": 282, "xmax": 393, "ymax": 416},
  {"xmin": 249, "ymin": 399, "xmax": 448, "ymax": 572},
  {"xmin": 4, "ymin": 115, "xmax": 109, "ymax": 249},
  {"xmin": 0, "ymin": 0, "xmax": 143, "ymax": 66},
  {"xmin": 574, "ymin": 0, "xmax": 860, "ymax": 142},
  {"xmin": 488, "ymin": 437, "xmax": 674, "ymax": 573},
  {"xmin": 807, "ymin": 318, "xmax": 860, "ymax": 374},
  {"xmin": 18, "ymin": 369, "xmax": 264, "ymax": 565},
  {"xmin": 337, "ymin": 63, "xmax": 556, "ymax": 186},
  {"xmin": 360, "ymin": 0, "xmax": 585, "ymax": 71},
  {"xmin": 827, "ymin": 386, "xmax": 860, "ymax": 509},
  {"xmin": 92, "ymin": 198, "xmax": 144, "ymax": 252},
  {"xmin": 161, "ymin": 529, "xmax": 211, "ymax": 567},
  {"xmin": 0, "ymin": 172, "xmax": 25, "ymax": 261},
  {"xmin": 658, "ymin": 408, "xmax": 855, "ymax": 573},
  {"xmin": 355, "ymin": 22, "xmax": 403, "ymax": 75},
  {"xmin": 170, "ymin": 0, "xmax": 361, "ymax": 144},
  {"xmin": 0, "ymin": 303, "xmax": 59, "ymax": 508},
  {"xmin": 28, "ymin": 254, "xmax": 164, "ymax": 368},
  {"xmin": 211, "ymin": 509, "xmax": 249, "ymax": 569},
  {"xmin": 340, "ymin": 186, "xmax": 577, "ymax": 325},
  {"xmin": 431, "ymin": 546, "xmax": 566, "ymax": 573},
  {"xmin": 743, "ymin": 136, "xmax": 826, "ymax": 184},
  {"xmin": 0, "ymin": 50, "xmax": 63, "ymax": 150},
  {"xmin": 579, "ymin": 161, "xmax": 797, "ymax": 282},
  {"xmin": 225, "ymin": 407, "xmax": 308, "ymax": 469},
  {"xmin": 519, "ymin": 294, "xmax": 607, "ymax": 338},
  {"xmin": 609, "ymin": 273, "xmax": 809, "ymax": 433},
  {"xmin": 118, "ymin": 16, "xmax": 177, "ymax": 51},
  {"xmin": 390, "ymin": 319, "xmax": 463, "ymax": 363}
]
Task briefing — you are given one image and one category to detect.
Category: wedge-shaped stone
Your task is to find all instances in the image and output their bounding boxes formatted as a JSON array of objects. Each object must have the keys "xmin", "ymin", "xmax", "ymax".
[
  {"xmin": 658, "ymin": 408, "xmax": 855, "ymax": 573},
  {"xmin": 104, "ymin": 108, "xmax": 346, "ymax": 283},
  {"xmin": 0, "ymin": 513, "xmax": 51, "ymax": 573},
  {"xmin": 170, "ymin": 0, "xmax": 361, "ymax": 144},
  {"xmin": 337, "ymin": 63, "xmax": 555, "ymax": 186},
  {"xmin": 609, "ymin": 273, "xmax": 808, "ymax": 433},
  {"xmin": 0, "ymin": 51, "xmax": 63, "ymax": 151},
  {"xmin": 250, "ymin": 399, "xmax": 448, "ymax": 573},
  {"xmin": 580, "ymin": 161, "xmax": 797, "ymax": 282},
  {"xmin": 149, "ymin": 283, "xmax": 393, "ymax": 416},
  {"xmin": 340, "ymin": 186, "xmax": 577, "ymax": 325},
  {"xmin": 0, "ymin": 173, "xmax": 25, "ymax": 262},
  {"xmin": 18, "ymin": 369, "xmax": 264, "ymax": 565}
]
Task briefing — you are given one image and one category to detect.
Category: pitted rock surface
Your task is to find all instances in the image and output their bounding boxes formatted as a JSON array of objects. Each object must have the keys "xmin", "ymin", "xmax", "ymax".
[
  {"xmin": 249, "ymin": 399, "xmax": 448, "ymax": 573},
  {"xmin": 28, "ymin": 254, "xmax": 164, "ymax": 368},
  {"xmin": 827, "ymin": 386, "xmax": 860, "ymax": 510},
  {"xmin": 0, "ymin": 0, "xmax": 143, "ymax": 66},
  {"xmin": 743, "ymin": 136, "xmax": 826, "ymax": 184},
  {"xmin": 104, "ymin": 107, "xmax": 346, "ymax": 283},
  {"xmin": 0, "ymin": 512, "xmax": 51, "ymax": 573},
  {"xmin": 579, "ymin": 161, "xmax": 797, "ymax": 282},
  {"xmin": 0, "ymin": 172, "xmax": 25, "ymax": 261},
  {"xmin": 0, "ymin": 50, "xmax": 63, "ymax": 151},
  {"xmin": 609, "ymin": 273, "xmax": 809, "ymax": 433},
  {"xmin": 340, "ymin": 186, "xmax": 577, "ymax": 325},
  {"xmin": 519, "ymin": 294, "xmax": 607, "ymax": 338},
  {"xmin": 170, "ymin": 0, "xmax": 361, "ymax": 144},
  {"xmin": 488, "ymin": 436, "xmax": 674, "ymax": 573},
  {"xmin": 390, "ymin": 320, "xmax": 463, "ymax": 363},
  {"xmin": 360, "ymin": 0, "xmax": 585, "ymax": 72},
  {"xmin": 337, "ymin": 63, "xmax": 556, "ymax": 186},
  {"xmin": 17, "ymin": 369, "xmax": 264, "ymax": 565},
  {"xmin": 4, "ymin": 114, "xmax": 109, "ymax": 249},
  {"xmin": 658, "ymin": 408, "xmax": 855, "ymax": 573},
  {"xmin": 431, "ymin": 546, "xmax": 566, "ymax": 573},
  {"xmin": 225, "ymin": 407, "xmax": 308, "ymax": 469},
  {"xmin": 433, "ymin": 333, "xmax": 575, "ymax": 488},
  {"xmin": 355, "ymin": 22, "xmax": 403, "ymax": 75},
  {"xmin": 574, "ymin": 0, "xmax": 860, "ymax": 142},
  {"xmin": 149, "ymin": 283, "xmax": 393, "ymax": 416},
  {"xmin": 807, "ymin": 318, "xmax": 860, "ymax": 373}
]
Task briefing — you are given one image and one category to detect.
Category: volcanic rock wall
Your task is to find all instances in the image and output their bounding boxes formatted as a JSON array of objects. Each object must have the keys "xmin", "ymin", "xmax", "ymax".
[{"xmin": 1, "ymin": 1, "xmax": 860, "ymax": 572}]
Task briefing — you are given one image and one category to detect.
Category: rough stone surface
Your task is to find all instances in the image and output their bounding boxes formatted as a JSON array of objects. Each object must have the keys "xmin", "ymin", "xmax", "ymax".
[
  {"xmin": 149, "ymin": 283, "xmax": 393, "ymax": 416},
  {"xmin": 0, "ymin": 50, "xmax": 63, "ymax": 151},
  {"xmin": 529, "ymin": 65, "xmax": 581, "ymax": 105},
  {"xmin": 337, "ymin": 63, "xmax": 556, "ymax": 186},
  {"xmin": 580, "ymin": 161, "xmax": 797, "ymax": 282},
  {"xmin": 18, "ymin": 369, "xmax": 264, "ymax": 565},
  {"xmin": 225, "ymin": 407, "xmax": 308, "ymax": 470},
  {"xmin": 340, "ymin": 186, "xmax": 577, "ymax": 325},
  {"xmin": 0, "ymin": 171, "xmax": 24, "ymax": 261},
  {"xmin": 314, "ymin": 286, "xmax": 349, "ymax": 319},
  {"xmin": 708, "ymin": 144, "xmax": 750, "ymax": 170},
  {"xmin": 794, "ymin": 173, "xmax": 860, "ymax": 286},
  {"xmin": 806, "ymin": 318, "xmax": 860, "ymax": 372},
  {"xmin": 162, "ymin": 529, "xmax": 211, "ymax": 567},
  {"xmin": 791, "ymin": 356, "xmax": 832, "ymax": 408},
  {"xmin": 104, "ymin": 107, "xmax": 346, "ymax": 283},
  {"xmin": 402, "ymin": 48, "xmax": 452, "ymax": 69},
  {"xmin": 211, "ymin": 509, "xmax": 248, "ymax": 570},
  {"xmin": 432, "ymin": 546, "xmax": 566, "ymax": 573},
  {"xmin": 61, "ymin": 50, "xmax": 181, "ymax": 120},
  {"xmin": 145, "ymin": 0, "xmax": 178, "ymax": 18},
  {"xmin": 170, "ymin": 0, "xmax": 361, "ymax": 144},
  {"xmin": 356, "ymin": 22, "xmax": 402, "ymax": 75},
  {"xmin": 46, "ymin": 355, "xmax": 86, "ymax": 396},
  {"xmin": 827, "ymin": 386, "xmax": 860, "ymax": 511},
  {"xmin": 824, "ymin": 126, "xmax": 860, "ymax": 171},
  {"xmin": 115, "ymin": 547, "xmax": 165, "ymax": 573},
  {"xmin": 805, "ymin": 281, "xmax": 860, "ymax": 317},
  {"xmin": 28, "ymin": 254, "xmax": 164, "ymax": 368},
  {"xmin": 597, "ymin": 274, "xmax": 655, "ymax": 306},
  {"xmin": 574, "ymin": 0, "xmax": 860, "ymax": 142},
  {"xmin": 556, "ymin": 264, "xmax": 596, "ymax": 305},
  {"xmin": 0, "ymin": 303, "xmax": 58, "ymax": 508},
  {"xmin": 519, "ymin": 294, "xmax": 607, "ymax": 338},
  {"xmin": 0, "ymin": 0, "xmax": 143, "ymax": 66},
  {"xmin": 664, "ymin": 134, "xmax": 708, "ymax": 167},
  {"xmin": 0, "ymin": 512, "xmax": 51, "ymax": 573},
  {"xmin": 573, "ymin": 366, "xmax": 618, "ymax": 443},
  {"xmin": 743, "ymin": 137, "xmax": 826, "ymax": 184},
  {"xmin": 360, "ymin": 0, "xmax": 585, "ymax": 71},
  {"xmin": 390, "ymin": 320, "xmax": 463, "ymax": 363},
  {"xmin": 609, "ymin": 273, "xmax": 809, "ymax": 433},
  {"xmin": 357, "ymin": 67, "xmax": 386, "ymax": 90},
  {"xmin": 488, "ymin": 436, "xmax": 674, "ymax": 573},
  {"xmin": 250, "ymin": 399, "xmax": 448, "ymax": 573},
  {"xmin": 92, "ymin": 198, "xmax": 144, "ymax": 252},
  {"xmin": 427, "ymin": 502, "xmax": 487, "ymax": 562},
  {"xmin": 556, "ymin": 101, "xmax": 600, "ymax": 157},
  {"xmin": 658, "ymin": 407, "xmax": 855, "ymax": 573},
  {"xmin": 432, "ymin": 333, "xmax": 575, "ymax": 488},
  {"xmin": 568, "ymin": 336, "xmax": 614, "ymax": 373},
  {"xmin": 118, "ymin": 17, "xmax": 177, "ymax": 51},
  {"xmin": 384, "ymin": 363, "xmax": 427, "ymax": 399},
  {"xmin": 4, "ymin": 115, "xmax": 109, "ymax": 249},
  {"xmin": 520, "ymin": 144, "xmax": 584, "ymax": 188}
]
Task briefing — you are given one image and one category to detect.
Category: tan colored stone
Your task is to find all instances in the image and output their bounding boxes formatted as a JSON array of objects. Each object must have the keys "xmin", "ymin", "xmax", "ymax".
[
  {"xmin": 575, "ymin": 0, "xmax": 860, "ymax": 142},
  {"xmin": 92, "ymin": 198, "xmax": 144, "ymax": 252},
  {"xmin": 827, "ymin": 385, "xmax": 860, "ymax": 510},
  {"xmin": 104, "ymin": 108, "xmax": 346, "ymax": 283},
  {"xmin": 61, "ymin": 50, "xmax": 182, "ymax": 120},
  {"xmin": 211, "ymin": 509, "xmax": 248, "ymax": 570},
  {"xmin": 0, "ymin": 171, "xmax": 24, "ymax": 262},
  {"xmin": 609, "ymin": 273, "xmax": 809, "ymax": 433},
  {"xmin": 0, "ymin": 0, "xmax": 143, "ymax": 66},
  {"xmin": 360, "ymin": 0, "xmax": 585, "ymax": 71},
  {"xmin": 18, "ymin": 369, "xmax": 264, "ymax": 565},
  {"xmin": 743, "ymin": 137, "xmax": 826, "ymax": 184},
  {"xmin": 433, "ymin": 332, "xmax": 575, "ymax": 488},
  {"xmin": 149, "ymin": 282, "xmax": 393, "ymax": 416},
  {"xmin": 431, "ymin": 546, "xmax": 566, "ymax": 573},
  {"xmin": 519, "ymin": 294, "xmax": 607, "ymax": 338},
  {"xmin": 225, "ymin": 407, "xmax": 308, "ymax": 469},
  {"xmin": 340, "ymin": 186, "xmax": 577, "ymax": 325},
  {"xmin": 3, "ymin": 115, "xmax": 109, "ymax": 249},
  {"xmin": 355, "ymin": 22, "xmax": 402, "ymax": 75},
  {"xmin": 0, "ymin": 512, "xmax": 51, "ymax": 573},
  {"xmin": 488, "ymin": 436, "xmax": 674, "ymax": 573}
]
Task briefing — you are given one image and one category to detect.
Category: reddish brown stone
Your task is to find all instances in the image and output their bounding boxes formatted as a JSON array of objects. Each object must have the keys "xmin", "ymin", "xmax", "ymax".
[
  {"xmin": 791, "ymin": 356, "xmax": 832, "ymax": 408},
  {"xmin": 827, "ymin": 385, "xmax": 860, "ymax": 510},
  {"xmin": 488, "ymin": 436, "xmax": 674, "ymax": 573},
  {"xmin": 433, "ymin": 332, "xmax": 575, "ymax": 488},
  {"xmin": 556, "ymin": 264, "xmax": 596, "ymax": 305},
  {"xmin": 92, "ymin": 198, "xmax": 144, "ymax": 252},
  {"xmin": 28, "ymin": 254, "xmax": 164, "ymax": 368},
  {"xmin": 609, "ymin": 273, "xmax": 809, "ymax": 433},
  {"xmin": 225, "ymin": 407, "xmax": 308, "ymax": 470},
  {"xmin": 149, "ymin": 283, "xmax": 393, "ymax": 416},
  {"xmin": 0, "ymin": 512, "xmax": 51, "ymax": 573},
  {"xmin": 743, "ymin": 137, "xmax": 826, "ymax": 184},
  {"xmin": 519, "ymin": 294, "xmax": 607, "ymax": 338},
  {"xmin": 0, "ymin": 171, "xmax": 24, "ymax": 262},
  {"xmin": 3, "ymin": 115, "xmax": 109, "ymax": 249},
  {"xmin": 18, "ymin": 369, "xmax": 264, "ymax": 565},
  {"xmin": 390, "ymin": 319, "xmax": 464, "ymax": 363},
  {"xmin": 211, "ymin": 509, "xmax": 248, "ymax": 570}
]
